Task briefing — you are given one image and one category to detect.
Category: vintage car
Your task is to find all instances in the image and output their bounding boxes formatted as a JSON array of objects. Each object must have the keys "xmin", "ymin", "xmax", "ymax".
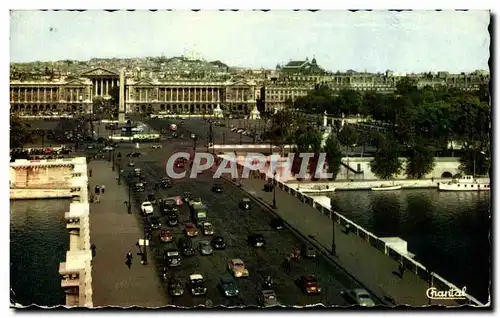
[
  {"xmin": 140, "ymin": 201, "xmax": 154, "ymax": 215},
  {"xmin": 167, "ymin": 277, "xmax": 184, "ymax": 297},
  {"xmin": 248, "ymin": 234, "xmax": 265, "ymax": 247},
  {"xmin": 184, "ymin": 223, "xmax": 198, "ymax": 237},
  {"xmin": 163, "ymin": 248, "xmax": 182, "ymax": 267},
  {"xmin": 239, "ymin": 198, "xmax": 251, "ymax": 210},
  {"xmin": 198, "ymin": 240, "xmax": 214, "ymax": 256},
  {"xmin": 188, "ymin": 274, "xmax": 207, "ymax": 296},
  {"xmin": 218, "ymin": 277, "xmax": 239, "ymax": 297},
  {"xmin": 202, "ymin": 222, "xmax": 214, "ymax": 236},
  {"xmin": 298, "ymin": 275, "xmax": 322, "ymax": 294},
  {"xmin": 228, "ymin": 259, "xmax": 249, "ymax": 278},
  {"xmin": 258, "ymin": 289, "xmax": 280, "ymax": 307},
  {"xmin": 159, "ymin": 229, "xmax": 174, "ymax": 243},
  {"xmin": 211, "ymin": 236, "xmax": 226, "ymax": 250},
  {"xmin": 340, "ymin": 289, "xmax": 376, "ymax": 307}
]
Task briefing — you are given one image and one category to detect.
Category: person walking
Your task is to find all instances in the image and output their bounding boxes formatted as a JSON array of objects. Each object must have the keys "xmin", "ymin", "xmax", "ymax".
[
  {"xmin": 398, "ymin": 261, "xmax": 405, "ymax": 278},
  {"xmin": 126, "ymin": 251, "xmax": 133, "ymax": 269},
  {"xmin": 101, "ymin": 184, "xmax": 105, "ymax": 194},
  {"xmin": 90, "ymin": 243, "xmax": 96, "ymax": 257},
  {"xmin": 89, "ymin": 169, "xmax": 92, "ymax": 178},
  {"xmin": 95, "ymin": 185, "xmax": 100, "ymax": 195}
]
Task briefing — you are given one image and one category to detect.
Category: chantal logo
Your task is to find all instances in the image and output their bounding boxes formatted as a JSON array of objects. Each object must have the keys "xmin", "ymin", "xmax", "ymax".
[{"xmin": 426, "ymin": 287, "xmax": 467, "ymax": 300}]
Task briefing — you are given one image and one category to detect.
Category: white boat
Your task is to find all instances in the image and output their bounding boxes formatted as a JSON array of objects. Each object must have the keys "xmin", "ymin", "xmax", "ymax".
[
  {"xmin": 371, "ymin": 184, "xmax": 402, "ymax": 191},
  {"xmin": 438, "ymin": 175, "xmax": 490, "ymax": 191},
  {"xmin": 298, "ymin": 186, "xmax": 336, "ymax": 194}
]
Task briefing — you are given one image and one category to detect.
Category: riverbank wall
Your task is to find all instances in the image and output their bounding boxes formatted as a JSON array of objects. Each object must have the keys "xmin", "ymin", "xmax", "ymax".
[{"xmin": 9, "ymin": 158, "xmax": 93, "ymax": 307}]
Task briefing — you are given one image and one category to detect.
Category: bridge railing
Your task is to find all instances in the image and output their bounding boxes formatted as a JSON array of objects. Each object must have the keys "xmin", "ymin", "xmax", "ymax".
[{"xmin": 272, "ymin": 172, "xmax": 486, "ymax": 307}]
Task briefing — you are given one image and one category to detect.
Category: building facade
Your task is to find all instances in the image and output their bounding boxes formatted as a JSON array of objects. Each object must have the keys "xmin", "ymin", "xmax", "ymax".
[
  {"xmin": 10, "ymin": 64, "xmax": 489, "ymax": 116},
  {"xmin": 10, "ymin": 68, "xmax": 257, "ymax": 115}
]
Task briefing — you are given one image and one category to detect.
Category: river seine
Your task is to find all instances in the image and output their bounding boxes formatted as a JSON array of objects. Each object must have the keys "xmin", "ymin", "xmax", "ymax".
[
  {"xmin": 10, "ymin": 199, "xmax": 69, "ymax": 307},
  {"xmin": 328, "ymin": 189, "xmax": 491, "ymax": 304}
]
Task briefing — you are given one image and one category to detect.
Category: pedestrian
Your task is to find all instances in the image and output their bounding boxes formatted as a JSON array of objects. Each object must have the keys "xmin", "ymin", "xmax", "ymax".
[
  {"xmin": 90, "ymin": 243, "xmax": 96, "ymax": 257},
  {"xmin": 95, "ymin": 185, "xmax": 100, "ymax": 195},
  {"xmin": 101, "ymin": 184, "xmax": 105, "ymax": 194},
  {"xmin": 399, "ymin": 261, "xmax": 405, "ymax": 278},
  {"xmin": 89, "ymin": 169, "xmax": 92, "ymax": 177},
  {"xmin": 431, "ymin": 177, "xmax": 434, "ymax": 183},
  {"xmin": 126, "ymin": 251, "xmax": 133, "ymax": 269},
  {"xmin": 95, "ymin": 194, "xmax": 100, "ymax": 203}
]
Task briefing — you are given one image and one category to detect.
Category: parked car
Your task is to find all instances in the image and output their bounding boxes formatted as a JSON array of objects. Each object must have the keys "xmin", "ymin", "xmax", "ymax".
[
  {"xmin": 248, "ymin": 234, "xmax": 266, "ymax": 247},
  {"xmin": 298, "ymin": 275, "xmax": 322, "ymax": 294},
  {"xmin": 151, "ymin": 144, "xmax": 162, "ymax": 149},
  {"xmin": 188, "ymin": 274, "xmax": 207, "ymax": 296},
  {"xmin": 340, "ymin": 289, "xmax": 376, "ymax": 307},
  {"xmin": 166, "ymin": 213, "xmax": 179, "ymax": 227},
  {"xmin": 148, "ymin": 216, "xmax": 162, "ymax": 230},
  {"xmin": 177, "ymin": 237, "xmax": 195, "ymax": 256},
  {"xmin": 185, "ymin": 223, "xmax": 198, "ymax": 237},
  {"xmin": 159, "ymin": 229, "xmax": 174, "ymax": 243},
  {"xmin": 301, "ymin": 243, "xmax": 317, "ymax": 258},
  {"xmin": 163, "ymin": 248, "xmax": 182, "ymax": 267},
  {"xmin": 270, "ymin": 218, "xmax": 285, "ymax": 230},
  {"xmin": 258, "ymin": 289, "xmax": 280, "ymax": 307},
  {"xmin": 141, "ymin": 201, "xmax": 154, "ymax": 215},
  {"xmin": 228, "ymin": 259, "xmax": 249, "ymax": 278},
  {"xmin": 134, "ymin": 168, "xmax": 141, "ymax": 177},
  {"xmin": 198, "ymin": 240, "xmax": 214, "ymax": 256},
  {"xmin": 211, "ymin": 236, "xmax": 226, "ymax": 250},
  {"xmin": 211, "ymin": 183, "xmax": 223, "ymax": 193},
  {"xmin": 147, "ymin": 194, "xmax": 157, "ymax": 205},
  {"xmin": 167, "ymin": 277, "xmax": 184, "ymax": 297},
  {"xmin": 202, "ymin": 222, "xmax": 214, "ymax": 236},
  {"xmin": 218, "ymin": 277, "xmax": 239, "ymax": 297},
  {"xmin": 240, "ymin": 198, "xmax": 251, "ymax": 210},
  {"xmin": 134, "ymin": 182, "xmax": 145, "ymax": 192}
]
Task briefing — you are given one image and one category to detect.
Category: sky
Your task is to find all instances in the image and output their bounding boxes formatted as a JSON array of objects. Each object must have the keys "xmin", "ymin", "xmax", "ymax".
[{"xmin": 9, "ymin": 10, "xmax": 491, "ymax": 73}]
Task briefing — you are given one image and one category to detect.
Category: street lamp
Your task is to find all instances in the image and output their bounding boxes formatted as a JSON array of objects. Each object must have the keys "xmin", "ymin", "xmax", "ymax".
[
  {"xmin": 117, "ymin": 153, "xmax": 122, "ymax": 185},
  {"xmin": 112, "ymin": 148, "xmax": 116, "ymax": 171},
  {"xmin": 272, "ymin": 171, "xmax": 277, "ymax": 209},
  {"xmin": 142, "ymin": 226, "xmax": 149, "ymax": 265}
]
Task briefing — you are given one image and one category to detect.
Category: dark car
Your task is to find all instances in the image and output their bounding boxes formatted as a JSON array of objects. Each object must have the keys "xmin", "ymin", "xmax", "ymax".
[
  {"xmin": 148, "ymin": 216, "xmax": 162, "ymax": 230},
  {"xmin": 301, "ymin": 243, "xmax": 317, "ymax": 258},
  {"xmin": 134, "ymin": 182, "xmax": 145, "ymax": 192},
  {"xmin": 166, "ymin": 213, "xmax": 179, "ymax": 227},
  {"xmin": 167, "ymin": 277, "xmax": 184, "ymax": 297},
  {"xmin": 161, "ymin": 203, "xmax": 178, "ymax": 215},
  {"xmin": 133, "ymin": 168, "xmax": 142, "ymax": 177},
  {"xmin": 160, "ymin": 177, "xmax": 172, "ymax": 188},
  {"xmin": 147, "ymin": 194, "xmax": 157, "ymax": 205},
  {"xmin": 211, "ymin": 236, "xmax": 226, "ymax": 250},
  {"xmin": 218, "ymin": 277, "xmax": 239, "ymax": 297},
  {"xmin": 270, "ymin": 218, "xmax": 285, "ymax": 230},
  {"xmin": 163, "ymin": 248, "xmax": 182, "ymax": 267},
  {"xmin": 177, "ymin": 237, "xmax": 195, "ymax": 256},
  {"xmin": 240, "ymin": 198, "xmax": 251, "ymax": 210},
  {"xmin": 188, "ymin": 274, "xmax": 207, "ymax": 296},
  {"xmin": 211, "ymin": 183, "xmax": 223, "ymax": 193},
  {"xmin": 248, "ymin": 234, "xmax": 266, "ymax": 247},
  {"xmin": 127, "ymin": 152, "xmax": 141, "ymax": 158}
]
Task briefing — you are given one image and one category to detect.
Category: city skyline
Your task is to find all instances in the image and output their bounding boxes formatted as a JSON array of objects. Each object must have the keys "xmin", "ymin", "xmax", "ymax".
[{"xmin": 10, "ymin": 10, "xmax": 490, "ymax": 73}]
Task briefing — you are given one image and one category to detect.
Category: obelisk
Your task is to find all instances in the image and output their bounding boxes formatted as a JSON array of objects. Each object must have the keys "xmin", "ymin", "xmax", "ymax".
[{"xmin": 118, "ymin": 69, "xmax": 126, "ymax": 123}]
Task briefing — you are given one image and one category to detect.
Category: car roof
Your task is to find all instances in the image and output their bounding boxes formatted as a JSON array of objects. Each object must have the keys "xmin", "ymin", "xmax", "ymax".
[
  {"xmin": 203, "ymin": 222, "xmax": 212, "ymax": 226},
  {"xmin": 220, "ymin": 277, "xmax": 235, "ymax": 283},
  {"xmin": 189, "ymin": 274, "xmax": 203, "ymax": 280},
  {"xmin": 242, "ymin": 198, "xmax": 251, "ymax": 201},
  {"xmin": 351, "ymin": 289, "xmax": 370, "ymax": 295},
  {"xmin": 186, "ymin": 223, "xmax": 194, "ymax": 226},
  {"xmin": 231, "ymin": 258, "xmax": 243, "ymax": 263},
  {"xmin": 142, "ymin": 201, "xmax": 151, "ymax": 204},
  {"xmin": 261, "ymin": 289, "xmax": 276, "ymax": 295}
]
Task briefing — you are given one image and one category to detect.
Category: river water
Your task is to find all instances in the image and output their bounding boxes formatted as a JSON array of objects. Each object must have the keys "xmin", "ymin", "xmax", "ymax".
[
  {"xmin": 10, "ymin": 199, "xmax": 69, "ymax": 307},
  {"xmin": 327, "ymin": 189, "xmax": 491, "ymax": 304}
]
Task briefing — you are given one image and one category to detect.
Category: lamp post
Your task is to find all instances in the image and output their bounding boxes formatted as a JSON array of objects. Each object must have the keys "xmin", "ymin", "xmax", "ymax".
[
  {"xmin": 331, "ymin": 213, "xmax": 337, "ymax": 257},
  {"xmin": 272, "ymin": 171, "xmax": 277, "ymax": 209},
  {"xmin": 117, "ymin": 153, "xmax": 122, "ymax": 184},
  {"xmin": 112, "ymin": 148, "xmax": 116, "ymax": 171},
  {"xmin": 127, "ymin": 173, "xmax": 132, "ymax": 214},
  {"xmin": 142, "ymin": 226, "xmax": 149, "ymax": 265}
]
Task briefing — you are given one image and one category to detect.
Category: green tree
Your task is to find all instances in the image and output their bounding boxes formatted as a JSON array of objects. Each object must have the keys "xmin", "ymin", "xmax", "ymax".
[
  {"xmin": 337, "ymin": 124, "xmax": 359, "ymax": 149},
  {"xmin": 405, "ymin": 140, "xmax": 436, "ymax": 179},
  {"xmin": 10, "ymin": 119, "xmax": 32, "ymax": 148},
  {"xmin": 370, "ymin": 135, "xmax": 403, "ymax": 179},
  {"xmin": 459, "ymin": 148, "xmax": 490, "ymax": 176},
  {"xmin": 323, "ymin": 133, "xmax": 342, "ymax": 180}
]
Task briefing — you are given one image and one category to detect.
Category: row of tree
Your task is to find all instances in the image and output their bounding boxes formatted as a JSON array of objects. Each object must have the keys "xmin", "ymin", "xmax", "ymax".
[{"xmin": 267, "ymin": 79, "xmax": 491, "ymax": 179}]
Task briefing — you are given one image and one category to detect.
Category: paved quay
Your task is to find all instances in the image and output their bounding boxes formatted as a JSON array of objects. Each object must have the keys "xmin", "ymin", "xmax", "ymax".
[
  {"xmin": 223, "ymin": 174, "xmax": 459, "ymax": 307},
  {"xmin": 87, "ymin": 159, "xmax": 168, "ymax": 307}
]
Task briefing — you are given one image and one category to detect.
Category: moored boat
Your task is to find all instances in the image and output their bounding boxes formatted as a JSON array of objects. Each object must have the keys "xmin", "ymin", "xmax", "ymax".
[
  {"xmin": 298, "ymin": 186, "xmax": 336, "ymax": 194},
  {"xmin": 371, "ymin": 184, "xmax": 402, "ymax": 191},
  {"xmin": 438, "ymin": 175, "xmax": 490, "ymax": 191}
]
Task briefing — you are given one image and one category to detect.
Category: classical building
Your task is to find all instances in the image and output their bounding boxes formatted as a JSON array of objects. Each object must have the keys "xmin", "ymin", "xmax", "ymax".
[{"xmin": 10, "ymin": 68, "xmax": 257, "ymax": 115}]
